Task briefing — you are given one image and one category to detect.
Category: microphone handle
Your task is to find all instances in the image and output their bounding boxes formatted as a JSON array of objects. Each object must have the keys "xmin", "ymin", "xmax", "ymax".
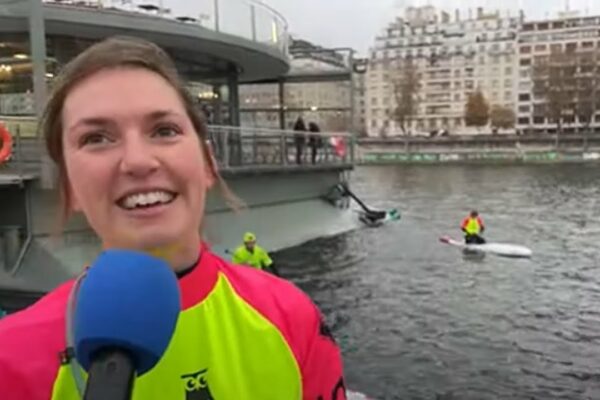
[{"xmin": 83, "ymin": 348, "xmax": 136, "ymax": 400}]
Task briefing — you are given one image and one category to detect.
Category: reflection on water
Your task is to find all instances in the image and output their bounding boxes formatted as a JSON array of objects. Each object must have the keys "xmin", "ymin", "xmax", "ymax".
[{"xmin": 276, "ymin": 164, "xmax": 600, "ymax": 400}]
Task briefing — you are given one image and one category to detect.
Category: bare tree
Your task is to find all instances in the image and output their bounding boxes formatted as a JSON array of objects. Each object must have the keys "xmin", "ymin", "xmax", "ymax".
[
  {"xmin": 390, "ymin": 59, "xmax": 420, "ymax": 135},
  {"xmin": 574, "ymin": 49, "xmax": 600, "ymax": 150},
  {"xmin": 532, "ymin": 51, "xmax": 576, "ymax": 146},
  {"xmin": 465, "ymin": 90, "xmax": 489, "ymax": 129},
  {"xmin": 490, "ymin": 105, "xmax": 516, "ymax": 132}
]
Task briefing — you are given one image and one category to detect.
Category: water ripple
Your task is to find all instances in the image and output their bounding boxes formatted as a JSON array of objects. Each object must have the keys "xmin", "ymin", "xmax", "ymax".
[{"xmin": 276, "ymin": 165, "xmax": 600, "ymax": 400}]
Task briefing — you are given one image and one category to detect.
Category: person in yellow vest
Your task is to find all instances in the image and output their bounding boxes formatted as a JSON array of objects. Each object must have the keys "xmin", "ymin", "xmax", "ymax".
[
  {"xmin": 461, "ymin": 210, "xmax": 486, "ymax": 244},
  {"xmin": 232, "ymin": 232, "xmax": 279, "ymax": 276}
]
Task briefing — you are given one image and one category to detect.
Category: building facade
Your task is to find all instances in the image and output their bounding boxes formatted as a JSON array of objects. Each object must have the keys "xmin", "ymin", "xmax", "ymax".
[
  {"xmin": 517, "ymin": 11, "xmax": 600, "ymax": 134},
  {"xmin": 366, "ymin": 6, "xmax": 521, "ymax": 136},
  {"xmin": 239, "ymin": 38, "xmax": 354, "ymax": 132}
]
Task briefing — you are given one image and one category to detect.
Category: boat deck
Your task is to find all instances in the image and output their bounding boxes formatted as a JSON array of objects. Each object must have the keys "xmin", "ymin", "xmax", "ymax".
[{"xmin": 0, "ymin": 171, "xmax": 37, "ymax": 186}]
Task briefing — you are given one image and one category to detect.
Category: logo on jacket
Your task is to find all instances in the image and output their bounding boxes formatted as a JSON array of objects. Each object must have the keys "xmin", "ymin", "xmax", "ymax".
[{"xmin": 181, "ymin": 369, "xmax": 215, "ymax": 400}]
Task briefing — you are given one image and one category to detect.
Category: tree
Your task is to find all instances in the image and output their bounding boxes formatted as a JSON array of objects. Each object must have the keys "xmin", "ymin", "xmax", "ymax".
[
  {"xmin": 390, "ymin": 60, "xmax": 420, "ymax": 135},
  {"xmin": 532, "ymin": 51, "xmax": 576, "ymax": 144},
  {"xmin": 465, "ymin": 90, "xmax": 489, "ymax": 129},
  {"xmin": 574, "ymin": 50, "xmax": 600, "ymax": 150},
  {"xmin": 490, "ymin": 105, "xmax": 516, "ymax": 131}
]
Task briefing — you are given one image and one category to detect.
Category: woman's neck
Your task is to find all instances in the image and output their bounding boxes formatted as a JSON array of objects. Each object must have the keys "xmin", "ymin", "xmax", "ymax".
[{"xmin": 103, "ymin": 237, "xmax": 201, "ymax": 273}]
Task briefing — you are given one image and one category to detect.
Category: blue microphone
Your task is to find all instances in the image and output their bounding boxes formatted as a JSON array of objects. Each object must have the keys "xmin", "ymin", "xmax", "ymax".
[{"xmin": 73, "ymin": 249, "xmax": 181, "ymax": 400}]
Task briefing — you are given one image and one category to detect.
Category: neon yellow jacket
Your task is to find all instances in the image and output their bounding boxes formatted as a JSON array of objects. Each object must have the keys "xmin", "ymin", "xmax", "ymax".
[
  {"xmin": 0, "ymin": 247, "xmax": 347, "ymax": 399},
  {"xmin": 232, "ymin": 245, "xmax": 273, "ymax": 270}
]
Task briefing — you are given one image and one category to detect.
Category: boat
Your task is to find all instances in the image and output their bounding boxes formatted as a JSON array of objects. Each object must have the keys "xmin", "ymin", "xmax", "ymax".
[
  {"xmin": 357, "ymin": 208, "xmax": 401, "ymax": 227},
  {"xmin": 439, "ymin": 236, "xmax": 533, "ymax": 258}
]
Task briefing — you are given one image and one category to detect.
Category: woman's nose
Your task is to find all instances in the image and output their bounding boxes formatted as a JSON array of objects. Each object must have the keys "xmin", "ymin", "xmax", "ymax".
[{"xmin": 119, "ymin": 133, "xmax": 160, "ymax": 177}]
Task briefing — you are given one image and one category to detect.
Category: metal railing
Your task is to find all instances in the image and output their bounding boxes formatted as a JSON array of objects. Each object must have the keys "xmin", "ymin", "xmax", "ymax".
[
  {"xmin": 42, "ymin": 0, "xmax": 289, "ymax": 54},
  {"xmin": 0, "ymin": 117, "xmax": 353, "ymax": 175},
  {"xmin": 207, "ymin": 125, "xmax": 352, "ymax": 169}
]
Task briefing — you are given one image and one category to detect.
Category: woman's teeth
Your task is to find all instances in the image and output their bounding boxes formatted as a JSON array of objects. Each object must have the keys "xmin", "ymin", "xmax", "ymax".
[{"xmin": 121, "ymin": 191, "xmax": 175, "ymax": 209}]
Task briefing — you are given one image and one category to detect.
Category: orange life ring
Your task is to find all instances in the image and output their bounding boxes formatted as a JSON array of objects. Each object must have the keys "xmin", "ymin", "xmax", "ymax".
[{"xmin": 0, "ymin": 123, "xmax": 13, "ymax": 164}]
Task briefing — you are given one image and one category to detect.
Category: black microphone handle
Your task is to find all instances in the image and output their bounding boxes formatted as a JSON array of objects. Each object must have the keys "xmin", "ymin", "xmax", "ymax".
[{"xmin": 83, "ymin": 348, "xmax": 136, "ymax": 400}]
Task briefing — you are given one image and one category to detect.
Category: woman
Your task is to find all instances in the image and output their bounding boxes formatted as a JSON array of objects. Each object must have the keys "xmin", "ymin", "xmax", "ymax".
[{"xmin": 0, "ymin": 37, "xmax": 347, "ymax": 400}]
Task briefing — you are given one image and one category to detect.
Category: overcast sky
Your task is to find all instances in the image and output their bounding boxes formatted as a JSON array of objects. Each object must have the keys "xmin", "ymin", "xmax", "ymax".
[{"xmin": 263, "ymin": 0, "xmax": 600, "ymax": 56}]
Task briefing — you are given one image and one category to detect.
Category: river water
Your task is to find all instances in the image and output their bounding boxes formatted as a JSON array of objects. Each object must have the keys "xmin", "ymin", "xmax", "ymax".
[{"xmin": 276, "ymin": 164, "xmax": 600, "ymax": 400}]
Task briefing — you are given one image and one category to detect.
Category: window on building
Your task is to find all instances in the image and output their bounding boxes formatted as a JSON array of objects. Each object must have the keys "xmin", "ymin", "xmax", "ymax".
[
  {"xmin": 455, "ymin": 117, "xmax": 462, "ymax": 126},
  {"xmin": 519, "ymin": 81, "xmax": 532, "ymax": 90},
  {"xmin": 550, "ymin": 44, "xmax": 562, "ymax": 53},
  {"xmin": 518, "ymin": 105, "xmax": 530, "ymax": 113},
  {"xmin": 504, "ymin": 55, "xmax": 512, "ymax": 63},
  {"xmin": 371, "ymin": 98, "xmax": 378, "ymax": 105},
  {"xmin": 566, "ymin": 43, "xmax": 577, "ymax": 53},
  {"xmin": 455, "ymin": 93, "xmax": 461, "ymax": 101},
  {"xmin": 479, "ymin": 56, "xmax": 485, "ymax": 65},
  {"xmin": 520, "ymin": 58, "xmax": 531, "ymax": 66},
  {"xmin": 518, "ymin": 117, "xmax": 530, "ymax": 125},
  {"xmin": 504, "ymin": 80, "xmax": 512, "ymax": 88},
  {"xmin": 505, "ymin": 66, "xmax": 513, "ymax": 75},
  {"xmin": 519, "ymin": 70, "xmax": 530, "ymax": 78},
  {"xmin": 534, "ymin": 44, "xmax": 547, "ymax": 52},
  {"xmin": 465, "ymin": 81, "xmax": 474, "ymax": 89},
  {"xmin": 533, "ymin": 116, "xmax": 545, "ymax": 125},
  {"xmin": 455, "ymin": 81, "xmax": 462, "ymax": 89},
  {"xmin": 371, "ymin": 119, "xmax": 378, "ymax": 128},
  {"xmin": 582, "ymin": 41, "xmax": 594, "ymax": 49},
  {"xmin": 518, "ymin": 93, "xmax": 531, "ymax": 102},
  {"xmin": 520, "ymin": 45, "xmax": 532, "ymax": 54},
  {"xmin": 492, "ymin": 80, "xmax": 499, "ymax": 88},
  {"xmin": 454, "ymin": 69, "xmax": 461, "ymax": 77},
  {"xmin": 504, "ymin": 91, "xmax": 512, "ymax": 100}
]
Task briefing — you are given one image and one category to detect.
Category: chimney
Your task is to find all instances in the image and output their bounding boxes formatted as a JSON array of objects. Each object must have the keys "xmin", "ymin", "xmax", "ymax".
[{"xmin": 455, "ymin": 8, "xmax": 460, "ymax": 22}]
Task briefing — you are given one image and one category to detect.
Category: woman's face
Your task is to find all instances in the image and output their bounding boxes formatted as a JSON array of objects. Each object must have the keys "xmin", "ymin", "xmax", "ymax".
[{"xmin": 62, "ymin": 67, "xmax": 214, "ymax": 253}]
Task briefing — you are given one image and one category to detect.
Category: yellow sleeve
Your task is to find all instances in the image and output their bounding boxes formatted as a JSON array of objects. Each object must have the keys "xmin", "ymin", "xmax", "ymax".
[
  {"xmin": 231, "ymin": 247, "xmax": 245, "ymax": 265},
  {"xmin": 259, "ymin": 248, "xmax": 273, "ymax": 267}
]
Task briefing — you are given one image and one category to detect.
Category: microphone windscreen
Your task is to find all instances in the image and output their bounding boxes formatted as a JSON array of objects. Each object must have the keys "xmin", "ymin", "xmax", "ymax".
[{"xmin": 74, "ymin": 249, "xmax": 180, "ymax": 375}]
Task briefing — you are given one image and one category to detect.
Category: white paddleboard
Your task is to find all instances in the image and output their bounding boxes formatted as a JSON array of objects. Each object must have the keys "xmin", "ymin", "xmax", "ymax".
[{"xmin": 440, "ymin": 236, "xmax": 532, "ymax": 258}]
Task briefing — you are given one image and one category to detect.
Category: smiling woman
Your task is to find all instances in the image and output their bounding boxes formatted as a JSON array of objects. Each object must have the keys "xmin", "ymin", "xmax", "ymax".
[{"xmin": 0, "ymin": 37, "xmax": 349, "ymax": 400}]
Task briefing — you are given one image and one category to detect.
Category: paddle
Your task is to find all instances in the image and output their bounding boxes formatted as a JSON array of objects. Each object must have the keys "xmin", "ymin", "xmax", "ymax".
[{"xmin": 337, "ymin": 183, "xmax": 387, "ymax": 221}]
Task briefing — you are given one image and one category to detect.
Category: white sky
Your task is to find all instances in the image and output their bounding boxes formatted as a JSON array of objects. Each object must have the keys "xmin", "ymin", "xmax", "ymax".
[{"xmin": 263, "ymin": 0, "xmax": 600, "ymax": 55}]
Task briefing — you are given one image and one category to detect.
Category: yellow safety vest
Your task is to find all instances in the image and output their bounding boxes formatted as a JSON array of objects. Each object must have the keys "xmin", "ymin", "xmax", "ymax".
[
  {"xmin": 232, "ymin": 245, "xmax": 272, "ymax": 270},
  {"xmin": 464, "ymin": 217, "xmax": 481, "ymax": 235}
]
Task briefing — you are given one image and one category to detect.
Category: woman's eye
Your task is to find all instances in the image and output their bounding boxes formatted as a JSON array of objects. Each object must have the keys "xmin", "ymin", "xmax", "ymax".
[
  {"xmin": 154, "ymin": 124, "xmax": 181, "ymax": 138},
  {"xmin": 81, "ymin": 132, "xmax": 112, "ymax": 147}
]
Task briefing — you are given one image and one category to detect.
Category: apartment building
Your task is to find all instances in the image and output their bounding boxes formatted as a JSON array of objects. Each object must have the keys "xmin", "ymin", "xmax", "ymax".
[
  {"xmin": 366, "ymin": 6, "xmax": 521, "ymax": 136},
  {"xmin": 517, "ymin": 11, "xmax": 600, "ymax": 134}
]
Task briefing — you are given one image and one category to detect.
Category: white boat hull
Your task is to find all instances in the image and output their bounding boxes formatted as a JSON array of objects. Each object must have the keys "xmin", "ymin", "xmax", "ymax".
[{"xmin": 440, "ymin": 236, "xmax": 532, "ymax": 258}]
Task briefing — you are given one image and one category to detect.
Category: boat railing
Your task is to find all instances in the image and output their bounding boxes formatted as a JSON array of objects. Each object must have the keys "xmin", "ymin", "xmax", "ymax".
[
  {"xmin": 207, "ymin": 125, "xmax": 352, "ymax": 170},
  {"xmin": 42, "ymin": 0, "xmax": 290, "ymax": 55},
  {"xmin": 0, "ymin": 116, "xmax": 353, "ymax": 180}
]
